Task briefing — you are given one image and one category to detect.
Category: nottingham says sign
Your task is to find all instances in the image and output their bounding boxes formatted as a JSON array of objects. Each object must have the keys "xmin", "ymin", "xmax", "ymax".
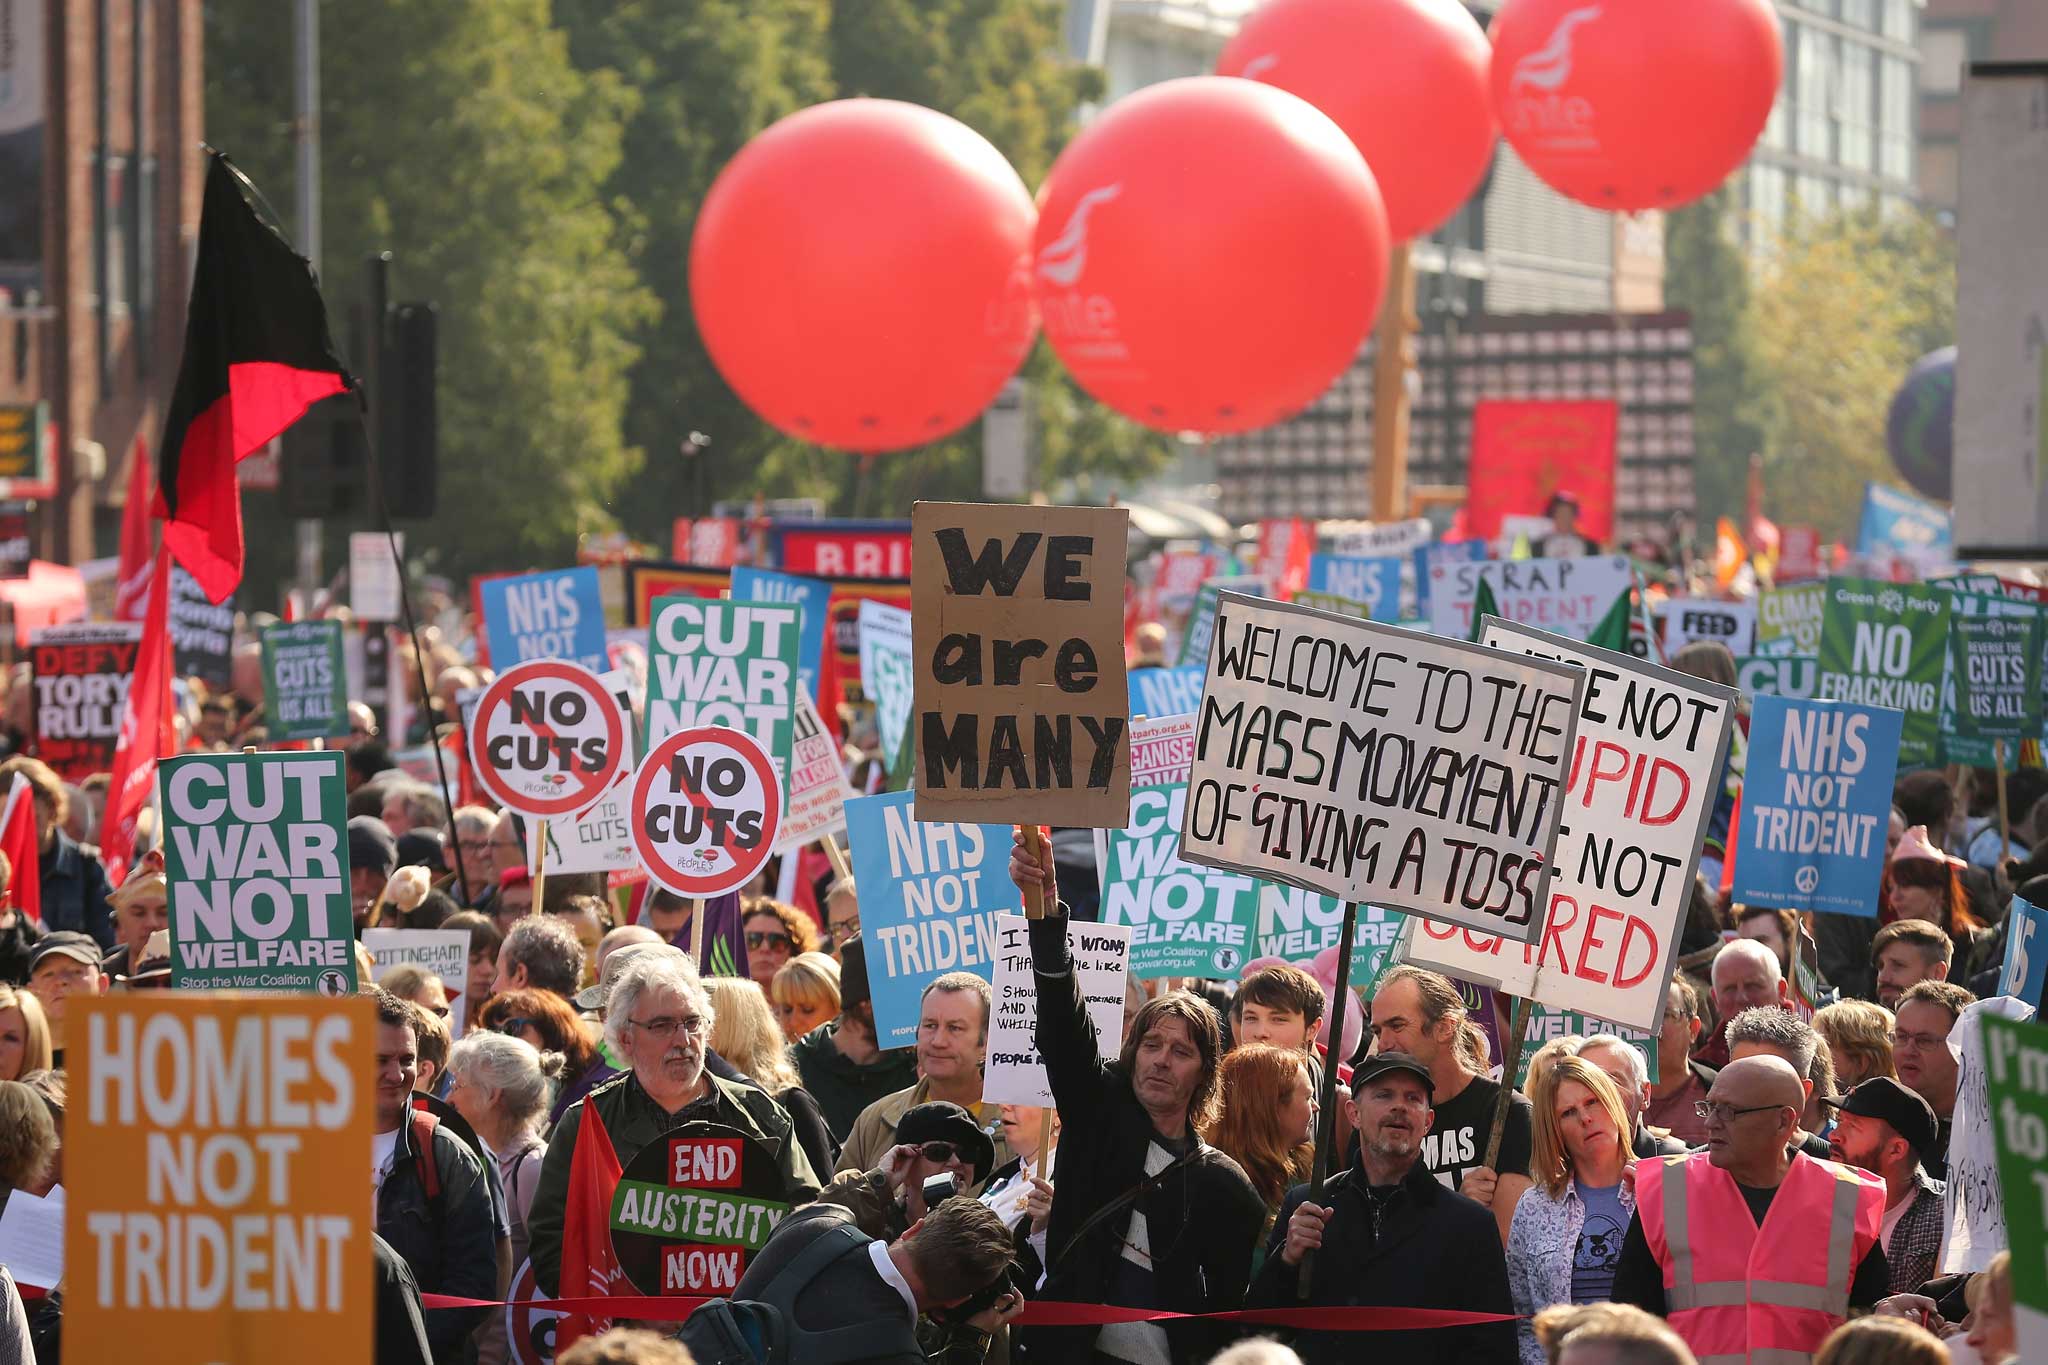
[
  {"xmin": 910, "ymin": 501, "xmax": 1131, "ymax": 826},
  {"xmin": 160, "ymin": 751, "xmax": 358, "ymax": 993},
  {"xmin": 1178, "ymin": 595, "xmax": 1582, "ymax": 944}
]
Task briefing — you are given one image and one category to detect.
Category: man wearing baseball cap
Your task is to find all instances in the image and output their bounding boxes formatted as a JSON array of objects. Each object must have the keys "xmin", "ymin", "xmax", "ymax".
[
  {"xmin": 1249, "ymin": 1051, "xmax": 1515, "ymax": 1364},
  {"xmin": 349, "ymin": 816, "xmax": 399, "ymax": 932},
  {"xmin": 26, "ymin": 932, "xmax": 105, "ymax": 1066},
  {"xmin": 1826, "ymin": 1076, "xmax": 1946, "ymax": 1295},
  {"xmin": 816, "ymin": 1099, "xmax": 996, "ymax": 1245}
]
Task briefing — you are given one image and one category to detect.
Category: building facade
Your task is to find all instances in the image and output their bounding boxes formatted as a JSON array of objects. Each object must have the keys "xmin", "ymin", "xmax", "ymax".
[
  {"xmin": 1916, "ymin": 0, "xmax": 2048, "ymax": 215},
  {"xmin": 0, "ymin": 0, "xmax": 203, "ymax": 563}
]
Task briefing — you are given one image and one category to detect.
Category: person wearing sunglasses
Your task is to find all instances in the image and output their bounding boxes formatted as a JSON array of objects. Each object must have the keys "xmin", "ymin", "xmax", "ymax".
[
  {"xmin": 527, "ymin": 951, "xmax": 821, "ymax": 1302},
  {"xmin": 816, "ymin": 1100, "xmax": 995, "ymax": 1245},
  {"xmin": 1611, "ymin": 1056, "xmax": 1892, "ymax": 1364},
  {"xmin": 742, "ymin": 898, "xmax": 818, "ymax": 988}
]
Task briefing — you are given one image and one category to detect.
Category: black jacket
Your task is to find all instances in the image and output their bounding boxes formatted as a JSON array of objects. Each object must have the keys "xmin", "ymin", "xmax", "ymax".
[
  {"xmin": 728, "ymin": 1202, "xmax": 925, "ymax": 1364},
  {"xmin": 1026, "ymin": 914, "xmax": 1266, "ymax": 1364},
  {"xmin": 36, "ymin": 835, "xmax": 114, "ymax": 951},
  {"xmin": 376, "ymin": 1113, "xmax": 500, "ymax": 1362},
  {"xmin": 1248, "ymin": 1160, "xmax": 1515, "ymax": 1365}
]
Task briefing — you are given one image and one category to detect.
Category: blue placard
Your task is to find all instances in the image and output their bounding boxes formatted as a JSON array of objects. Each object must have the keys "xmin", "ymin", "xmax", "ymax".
[
  {"xmin": 1305, "ymin": 554, "xmax": 1402, "ymax": 622},
  {"xmin": 1413, "ymin": 540, "xmax": 1486, "ymax": 615},
  {"xmin": 1129, "ymin": 665, "xmax": 1205, "ymax": 719},
  {"xmin": 1731, "ymin": 695, "xmax": 1904, "ymax": 917},
  {"xmin": 843, "ymin": 790, "xmax": 1020, "ymax": 1047},
  {"xmin": 730, "ymin": 567, "xmax": 828, "ymax": 703},
  {"xmin": 478, "ymin": 567, "xmax": 609, "ymax": 672},
  {"xmin": 1856, "ymin": 482, "xmax": 1953, "ymax": 560},
  {"xmin": 2000, "ymin": 895, "xmax": 2048, "ymax": 1009}
]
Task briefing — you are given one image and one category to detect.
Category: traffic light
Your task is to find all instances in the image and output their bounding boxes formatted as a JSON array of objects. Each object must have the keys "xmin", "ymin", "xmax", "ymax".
[
  {"xmin": 276, "ymin": 297, "xmax": 437, "ymax": 517},
  {"xmin": 278, "ymin": 393, "xmax": 367, "ymax": 517}
]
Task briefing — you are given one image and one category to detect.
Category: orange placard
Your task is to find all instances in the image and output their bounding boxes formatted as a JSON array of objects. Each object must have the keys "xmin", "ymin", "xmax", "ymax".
[{"xmin": 67, "ymin": 993, "xmax": 375, "ymax": 1365}]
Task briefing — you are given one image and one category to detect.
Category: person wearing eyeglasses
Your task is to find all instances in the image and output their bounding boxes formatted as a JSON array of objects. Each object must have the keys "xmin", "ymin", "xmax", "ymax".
[
  {"xmin": 526, "ymin": 950, "xmax": 821, "ymax": 1301},
  {"xmin": 1888, "ymin": 980, "xmax": 1972, "ymax": 1180},
  {"xmin": 1612, "ymin": 1055, "xmax": 1891, "ymax": 1362},
  {"xmin": 816, "ymin": 1100, "xmax": 994, "ymax": 1245}
]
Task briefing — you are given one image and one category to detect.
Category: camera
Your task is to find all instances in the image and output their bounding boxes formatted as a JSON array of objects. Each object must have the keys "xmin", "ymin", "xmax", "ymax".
[
  {"xmin": 921, "ymin": 1171, "xmax": 959, "ymax": 1207},
  {"xmin": 930, "ymin": 1260, "xmax": 1028, "ymax": 1326}
]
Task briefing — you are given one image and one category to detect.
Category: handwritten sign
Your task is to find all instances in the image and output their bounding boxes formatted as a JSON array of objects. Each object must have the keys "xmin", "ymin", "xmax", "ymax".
[
  {"xmin": 1428, "ymin": 555, "xmax": 1635, "ymax": 643},
  {"xmin": 983, "ymin": 915, "xmax": 1129, "ymax": 1106},
  {"xmin": 910, "ymin": 502, "xmax": 1130, "ymax": 825},
  {"xmin": 1178, "ymin": 595, "xmax": 1581, "ymax": 944}
]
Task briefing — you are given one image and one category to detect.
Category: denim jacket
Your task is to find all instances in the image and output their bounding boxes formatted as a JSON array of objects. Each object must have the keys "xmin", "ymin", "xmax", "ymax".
[{"xmin": 1506, "ymin": 1175, "xmax": 1638, "ymax": 1365}]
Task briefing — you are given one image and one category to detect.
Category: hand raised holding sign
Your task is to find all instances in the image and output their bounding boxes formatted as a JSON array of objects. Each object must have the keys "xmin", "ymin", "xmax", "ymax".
[{"xmin": 1009, "ymin": 826, "xmax": 1057, "ymax": 916}]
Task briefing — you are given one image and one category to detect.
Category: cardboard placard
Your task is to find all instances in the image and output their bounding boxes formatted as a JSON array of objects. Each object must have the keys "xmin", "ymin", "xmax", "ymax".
[
  {"xmin": 1732, "ymin": 696, "xmax": 1902, "ymax": 919},
  {"xmin": 609, "ymin": 1121, "xmax": 795, "ymax": 1295},
  {"xmin": 30, "ymin": 622, "xmax": 141, "ymax": 779},
  {"xmin": 1516, "ymin": 1005, "xmax": 1659, "ymax": 1086},
  {"xmin": 478, "ymin": 566, "xmax": 610, "ymax": 673},
  {"xmin": 468, "ymin": 660, "xmax": 626, "ymax": 819},
  {"xmin": 1428, "ymin": 555, "xmax": 1635, "ymax": 643},
  {"xmin": 910, "ymin": 502, "xmax": 1131, "ymax": 826},
  {"xmin": 1940, "ymin": 996, "xmax": 2038, "ymax": 1275},
  {"xmin": 1128, "ymin": 713, "xmax": 1197, "ymax": 787},
  {"xmin": 774, "ymin": 693, "xmax": 853, "ymax": 855},
  {"xmin": 1736, "ymin": 654, "xmax": 1819, "ymax": 700},
  {"xmin": 1179, "ymin": 595, "xmax": 1582, "ymax": 945},
  {"xmin": 1332, "ymin": 518, "xmax": 1434, "ymax": 558},
  {"xmin": 858, "ymin": 600, "xmax": 915, "ymax": 774},
  {"xmin": 260, "ymin": 620, "xmax": 349, "ymax": 743},
  {"xmin": 161, "ymin": 750, "xmax": 358, "ymax": 993},
  {"xmin": 66, "ymin": 994, "xmax": 375, "ymax": 1365},
  {"xmin": 1659, "ymin": 598, "xmax": 1757, "ymax": 655},
  {"xmin": 1397, "ymin": 620, "xmax": 1734, "ymax": 1034},
  {"xmin": 1176, "ymin": 575, "xmax": 1265, "ymax": 668},
  {"xmin": 350, "ymin": 530, "xmax": 403, "ymax": 621},
  {"xmin": 1947, "ymin": 601, "xmax": 2046, "ymax": 749},
  {"xmin": 843, "ymin": 790, "xmax": 1018, "ymax": 1048},
  {"xmin": 363, "ymin": 927, "xmax": 473, "ymax": 1036},
  {"xmin": 168, "ymin": 565, "xmax": 235, "ymax": 688},
  {"xmin": 646, "ymin": 596, "xmax": 801, "ymax": 791},
  {"xmin": 2000, "ymin": 895, "xmax": 2048, "ymax": 1009},
  {"xmin": 1815, "ymin": 578, "xmax": 1951, "ymax": 770},
  {"xmin": 983, "ymin": 915, "xmax": 1130, "ymax": 1107}
]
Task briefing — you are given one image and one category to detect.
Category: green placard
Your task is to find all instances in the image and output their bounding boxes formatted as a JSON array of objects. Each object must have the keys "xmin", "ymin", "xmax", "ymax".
[
  {"xmin": 1517, "ymin": 1005, "xmax": 1660, "ymax": 1087},
  {"xmin": 1948, "ymin": 604, "xmax": 2045, "ymax": 748},
  {"xmin": 1735, "ymin": 654, "xmax": 1818, "ymax": 700},
  {"xmin": 1815, "ymin": 578, "xmax": 1950, "ymax": 769},
  {"xmin": 1758, "ymin": 581, "xmax": 1824, "ymax": 655},
  {"xmin": 1294, "ymin": 588, "xmax": 1370, "ymax": 620},
  {"xmin": 645, "ymin": 595, "xmax": 801, "ymax": 791},
  {"xmin": 1983, "ymin": 1013, "xmax": 2048, "ymax": 1359},
  {"xmin": 162, "ymin": 750, "xmax": 357, "ymax": 993},
  {"xmin": 259, "ymin": 620, "xmax": 349, "ymax": 743}
]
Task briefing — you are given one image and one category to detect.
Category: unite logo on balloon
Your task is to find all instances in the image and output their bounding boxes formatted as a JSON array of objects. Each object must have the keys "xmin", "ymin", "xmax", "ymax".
[
  {"xmin": 1506, "ymin": 6, "xmax": 1601, "ymax": 147},
  {"xmin": 1035, "ymin": 185, "xmax": 1127, "ymax": 362}
]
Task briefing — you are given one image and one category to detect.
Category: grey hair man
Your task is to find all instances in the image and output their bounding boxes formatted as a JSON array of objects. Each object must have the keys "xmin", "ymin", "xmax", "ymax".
[
  {"xmin": 492, "ymin": 915, "xmax": 586, "ymax": 1002},
  {"xmin": 1724, "ymin": 1005, "xmax": 1830, "ymax": 1158}
]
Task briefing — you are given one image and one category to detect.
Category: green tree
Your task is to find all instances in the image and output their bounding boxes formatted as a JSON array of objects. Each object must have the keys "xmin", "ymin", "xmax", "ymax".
[
  {"xmin": 1664, "ymin": 187, "xmax": 1771, "ymax": 525},
  {"xmin": 1751, "ymin": 207, "xmax": 1956, "ymax": 539},
  {"xmin": 207, "ymin": 0, "xmax": 654, "ymax": 592}
]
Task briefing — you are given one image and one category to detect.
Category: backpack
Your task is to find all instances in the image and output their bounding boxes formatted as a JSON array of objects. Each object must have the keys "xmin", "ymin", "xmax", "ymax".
[{"xmin": 679, "ymin": 1222, "xmax": 920, "ymax": 1365}]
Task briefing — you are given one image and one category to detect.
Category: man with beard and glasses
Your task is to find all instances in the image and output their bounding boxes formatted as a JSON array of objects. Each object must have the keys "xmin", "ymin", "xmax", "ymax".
[{"xmin": 1249, "ymin": 1052, "xmax": 1514, "ymax": 1365}]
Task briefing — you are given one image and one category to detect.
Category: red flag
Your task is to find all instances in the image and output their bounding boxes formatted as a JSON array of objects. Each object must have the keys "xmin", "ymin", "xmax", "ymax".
[
  {"xmin": 0, "ymin": 775, "xmax": 41, "ymax": 923},
  {"xmin": 556, "ymin": 1103, "xmax": 625, "ymax": 1350},
  {"xmin": 101, "ymin": 544, "xmax": 176, "ymax": 889},
  {"xmin": 114, "ymin": 437, "xmax": 155, "ymax": 622},
  {"xmin": 154, "ymin": 153, "xmax": 351, "ymax": 602}
]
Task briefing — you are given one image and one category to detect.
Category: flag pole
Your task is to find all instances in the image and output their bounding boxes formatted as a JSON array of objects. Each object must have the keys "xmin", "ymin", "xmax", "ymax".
[{"xmin": 1297, "ymin": 899, "xmax": 1357, "ymax": 1301}]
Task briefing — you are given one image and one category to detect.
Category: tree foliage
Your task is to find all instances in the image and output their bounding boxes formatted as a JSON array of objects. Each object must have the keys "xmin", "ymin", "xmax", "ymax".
[
  {"xmin": 207, "ymin": 0, "xmax": 654, "ymax": 592},
  {"xmin": 1664, "ymin": 188, "xmax": 1771, "ymax": 526}
]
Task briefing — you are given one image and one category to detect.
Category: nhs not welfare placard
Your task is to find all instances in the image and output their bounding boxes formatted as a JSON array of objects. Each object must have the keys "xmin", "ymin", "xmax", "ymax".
[
  {"xmin": 1399, "ymin": 621, "xmax": 1734, "ymax": 1033},
  {"xmin": 1732, "ymin": 696, "xmax": 1901, "ymax": 918},
  {"xmin": 1179, "ymin": 594, "xmax": 1582, "ymax": 945},
  {"xmin": 161, "ymin": 751, "xmax": 358, "ymax": 993},
  {"xmin": 844, "ymin": 790, "xmax": 1019, "ymax": 1048},
  {"xmin": 479, "ymin": 566, "xmax": 609, "ymax": 672}
]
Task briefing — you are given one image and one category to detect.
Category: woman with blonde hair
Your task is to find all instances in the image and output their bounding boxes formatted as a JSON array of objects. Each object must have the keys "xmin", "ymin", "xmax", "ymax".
[
  {"xmin": 1813, "ymin": 1316, "xmax": 1947, "ymax": 1365},
  {"xmin": 0, "ymin": 986, "xmax": 52, "ymax": 1083},
  {"xmin": 1201, "ymin": 1043, "xmax": 1315, "ymax": 1251},
  {"xmin": 1964, "ymin": 1249, "xmax": 2017, "ymax": 1364},
  {"xmin": 703, "ymin": 976, "xmax": 838, "ymax": 1178},
  {"xmin": 769, "ymin": 952, "xmax": 840, "ymax": 1042},
  {"xmin": 1508, "ymin": 1056, "xmax": 1637, "ymax": 1365},
  {"xmin": 1812, "ymin": 999, "xmax": 1895, "ymax": 1089}
]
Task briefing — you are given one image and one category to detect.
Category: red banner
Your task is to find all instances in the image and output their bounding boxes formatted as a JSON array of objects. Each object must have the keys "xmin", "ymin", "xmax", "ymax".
[
  {"xmin": 621, "ymin": 561, "xmax": 732, "ymax": 627},
  {"xmin": 775, "ymin": 523, "xmax": 912, "ymax": 580},
  {"xmin": 1257, "ymin": 519, "xmax": 1314, "ymax": 600},
  {"xmin": 1464, "ymin": 399, "xmax": 1619, "ymax": 544},
  {"xmin": 1777, "ymin": 524, "xmax": 1821, "ymax": 582}
]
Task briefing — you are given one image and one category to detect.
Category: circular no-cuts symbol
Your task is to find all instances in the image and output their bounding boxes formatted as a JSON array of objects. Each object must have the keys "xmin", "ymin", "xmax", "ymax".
[
  {"xmin": 1793, "ymin": 865, "xmax": 1820, "ymax": 895},
  {"xmin": 469, "ymin": 660, "xmax": 626, "ymax": 819},
  {"xmin": 631, "ymin": 725, "xmax": 781, "ymax": 899}
]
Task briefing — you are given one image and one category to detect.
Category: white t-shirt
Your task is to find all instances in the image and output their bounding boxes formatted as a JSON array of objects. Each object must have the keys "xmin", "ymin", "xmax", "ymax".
[{"xmin": 371, "ymin": 1128, "xmax": 401, "ymax": 1206}]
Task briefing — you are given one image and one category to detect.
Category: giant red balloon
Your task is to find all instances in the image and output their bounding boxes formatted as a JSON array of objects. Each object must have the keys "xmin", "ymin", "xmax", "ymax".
[
  {"xmin": 1219, "ymin": 0, "xmax": 1496, "ymax": 243},
  {"xmin": 1034, "ymin": 78, "xmax": 1388, "ymax": 436},
  {"xmin": 690, "ymin": 100, "xmax": 1036, "ymax": 452},
  {"xmin": 1490, "ymin": 0, "xmax": 1780, "ymax": 212}
]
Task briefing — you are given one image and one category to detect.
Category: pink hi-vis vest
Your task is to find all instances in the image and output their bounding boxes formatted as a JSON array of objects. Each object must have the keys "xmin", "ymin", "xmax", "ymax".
[{"xmin": 1637, "ymin": 1150, "xmax": 1886, "ymax": 1365}]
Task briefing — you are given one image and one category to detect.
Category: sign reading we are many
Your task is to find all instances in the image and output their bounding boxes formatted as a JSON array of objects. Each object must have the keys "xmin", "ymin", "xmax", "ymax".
[{"xmin": 911, "ymin": 502, "xmax": 1130, "ymax": 826}]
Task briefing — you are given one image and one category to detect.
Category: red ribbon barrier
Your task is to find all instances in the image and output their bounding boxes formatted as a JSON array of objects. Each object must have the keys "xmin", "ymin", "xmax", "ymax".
[{"xmin": 422, "ymin": 1293, "xmax": 1518, "ymax": 1331}]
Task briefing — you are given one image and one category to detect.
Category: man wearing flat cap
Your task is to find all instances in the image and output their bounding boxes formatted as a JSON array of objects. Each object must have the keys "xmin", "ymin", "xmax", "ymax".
[
  {"xmin": 815, "ymin": 1100, "xmax": 995, "ymax": 1245},
  {"xmin": 1826, "ymin": 1076, "xmax": 1947, "ymax": 1295},
  {"xmin": 1248, "ymin": 1051, "xmax": 1515, "ymax": 1364}
]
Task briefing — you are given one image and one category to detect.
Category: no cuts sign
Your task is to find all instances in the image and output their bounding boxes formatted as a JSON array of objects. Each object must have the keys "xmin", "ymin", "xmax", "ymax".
[
  {"xmin": 468, "ymin": 660, "xmax": 626, "ymax": 818},
  {"xmin": 631, "ymin": 725, "xmax": 782, "ymax": 898}
]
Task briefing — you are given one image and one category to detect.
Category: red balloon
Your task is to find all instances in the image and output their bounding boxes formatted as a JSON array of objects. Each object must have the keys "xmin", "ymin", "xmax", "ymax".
[
  {"xmin": 1034, "ymin": 78, "xmax": 1388, "ymax": 436},
  {"xmin": 1218, "ymin": 0, "xmax": 1496, "ymax": 243},
  {"xmin": 1489, "ymin": 0, "xmax": 1781, "ymax": 211},
  {"xmin": 690, "ymin": 100, "xmax": 1036, "ymax": 452}
]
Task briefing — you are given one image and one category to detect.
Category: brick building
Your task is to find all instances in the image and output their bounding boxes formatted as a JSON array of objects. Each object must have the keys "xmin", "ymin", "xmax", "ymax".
[{"xmin": 0, "ymin": 0, "xmax": 203, "ymax": 564}]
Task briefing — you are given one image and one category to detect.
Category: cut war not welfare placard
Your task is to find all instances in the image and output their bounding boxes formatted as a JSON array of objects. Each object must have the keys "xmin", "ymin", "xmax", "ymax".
[
  {"xmin": 1179, "ymin": 595, "xmax": 1582, "ymax": 945},
  {"xmin": 844, "ymin": 789, "xmax": 1019, "ymax": 1047},
  {"xmin": 161, "ymin": 751, "xmax": 358, "ymax": 994},
  {"xmin": 646, "ymin": 595, "xmax": 801, "ymax": 787},
  {"xmin": 911, "ymin": 501, "xmax": 1130, "ymax": 826}
]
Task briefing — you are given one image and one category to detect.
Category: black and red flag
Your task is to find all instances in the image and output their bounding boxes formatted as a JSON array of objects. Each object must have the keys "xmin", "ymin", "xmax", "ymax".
[{"xmin": 155, "ymin": 152, "xmax": 353, "ymax": 602}]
